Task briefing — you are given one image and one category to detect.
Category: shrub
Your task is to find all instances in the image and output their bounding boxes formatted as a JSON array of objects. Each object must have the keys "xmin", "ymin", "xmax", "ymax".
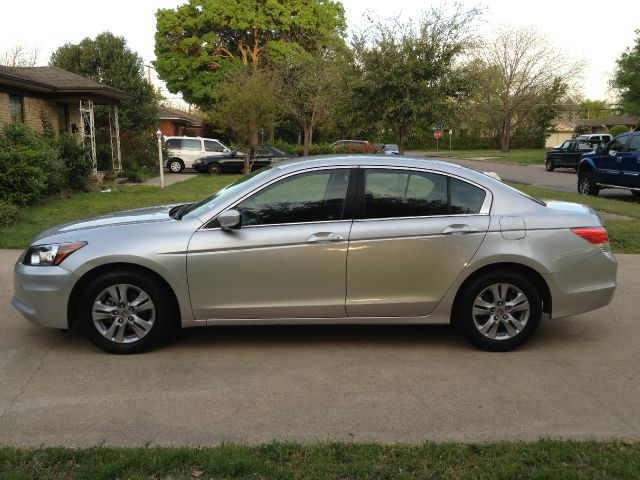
[
  {"xmin": 609, "ymin": 125, "xmax": 629, "ymax": 138},
  {"xmin": 119, "ymin": 168, "xmax": 144, "ymax": 183},
  {"xmin": 0, "ymin": 201, "xmax": 20, "ymax": 227},
  {"xmin": 333, "ymin": 143, "xmax": 379, "ymax": 154},
  {"xmin": 59, "ymin": 134, "xmax": 91, "ymax": 190},
  {"xmin": 296, "ymin": 143, "xmax": 337, "ymax": 156}
]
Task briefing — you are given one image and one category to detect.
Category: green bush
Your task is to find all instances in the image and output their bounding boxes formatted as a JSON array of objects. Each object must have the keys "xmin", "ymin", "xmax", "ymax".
[
  {"xmin": 59, "ymin": 134, "xmax": 91, "ymax": 190},
  {"xmin": 609, "ymin": 125, "xmax": 629, "ymax": 138},
  {"xmin": 0, "ymin": 201, "xmax": 20, "ymax": 227},
  {"xmin": 119, "ymin": 168, "xmax": 144, "ymax": 183}
]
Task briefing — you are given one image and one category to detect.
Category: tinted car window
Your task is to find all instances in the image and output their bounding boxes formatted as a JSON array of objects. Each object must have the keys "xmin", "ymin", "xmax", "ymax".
[
  {"xmin": 236, "ymin": 169, "xmax": 351, "ymax": 226},
  {"xmin": 204, "ymin": 140, "xmax": 224, "ymax": 152},
  {"xmin": 608, "ymin": 135, "xmax": 628, "ymax": 153},
  {"xmin": 166, "ymin": 138, "xmax": 181, "ymax": 149},
  {"xmin": 182, "ymin": 138, "xmax": 202, "ymax": 151},
  {"xmin": 450, "ymin": 177, "xmax": 486, "ymax": 214},
  {"xmin": 629, "ymin": 135, "xmax": 640, "ymax": 152},
  {"xmin": 363, "ymin": 170, "xmax": 448, "ymax": 218}
]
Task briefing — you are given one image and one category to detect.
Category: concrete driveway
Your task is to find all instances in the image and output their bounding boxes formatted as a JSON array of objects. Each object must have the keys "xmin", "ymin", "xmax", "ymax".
[{"xmin": 1, "ymin": 249, "xmax": 639, "ymax": 447}]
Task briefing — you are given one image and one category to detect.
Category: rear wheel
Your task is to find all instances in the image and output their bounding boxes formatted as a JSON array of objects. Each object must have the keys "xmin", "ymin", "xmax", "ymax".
[
  {"xmin": 578, "ymin": 172, "xmax": 599, "ymax": 196},
  {"xmin": 168, "ymin": 158, "xmax": 184, "ymax": 173},
  {"xmin": 207, "ymin": 162, "xmax": 222, "ymax": 175},
  {"xmin": 79, "ymin": 270, "xmax": 175, "ymax": 354},
  {"xmin": 545, "ymin": 158, "xmax": 555, "ymax": 172},
  {"xmin": 456, "ymin": 271, "xmax": 542, "ymax": 351}
]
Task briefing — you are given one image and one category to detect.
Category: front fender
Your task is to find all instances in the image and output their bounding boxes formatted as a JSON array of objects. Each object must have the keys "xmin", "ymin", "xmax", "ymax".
[{"xmin": 577, "ymin": 156, "xmax": 597, "ymax": 175}]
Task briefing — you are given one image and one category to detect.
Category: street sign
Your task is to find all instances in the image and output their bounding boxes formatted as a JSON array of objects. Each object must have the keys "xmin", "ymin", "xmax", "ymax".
[{"xmin": 434, "ymin": 130, "xmax": 442, "ymax": 139}]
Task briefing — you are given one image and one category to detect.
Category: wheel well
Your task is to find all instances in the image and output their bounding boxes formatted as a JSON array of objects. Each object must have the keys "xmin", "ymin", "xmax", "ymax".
[
  {"xmin": 168, "ymin": 157, "xmax": 184, "ymax": 166},
  {"xmin": 577, "ymin": 163, "xmax": 593, "ymax": 176},
  {"xmin": 451, "ymin": 262, "xmax": 552, "ymax": 323},
  {"xmin": 67, "ymin": 263, "xmax": 181, "ymax": 328}
]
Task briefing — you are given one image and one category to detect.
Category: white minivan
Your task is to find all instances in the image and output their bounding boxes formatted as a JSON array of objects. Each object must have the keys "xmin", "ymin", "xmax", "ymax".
[{"xmin": 164, "ymin": 137, "xmax": 232, "ymax": 173}]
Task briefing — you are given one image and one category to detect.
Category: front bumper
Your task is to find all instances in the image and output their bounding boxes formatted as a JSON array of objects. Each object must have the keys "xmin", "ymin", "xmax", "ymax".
[
  {"xmin": 13, "ymin": 259, "xmax": 75, "ymax": 329},
  {"xmin": 193, "ymin": 163, "xmax": 208, "ymax": 173},
  {"xmin": 545, "ymin": 250, "xmax": 618, "ymax": 319}
]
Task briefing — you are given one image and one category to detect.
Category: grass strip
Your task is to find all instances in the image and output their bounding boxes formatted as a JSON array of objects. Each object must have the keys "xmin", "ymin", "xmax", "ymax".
[{"xmin": 1, "ymin": 440, "xmax": 639, "ymax": 479}]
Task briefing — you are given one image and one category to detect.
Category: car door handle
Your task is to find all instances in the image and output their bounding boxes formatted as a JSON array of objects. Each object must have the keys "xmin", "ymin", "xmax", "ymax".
[
  {"xmin": 616, "ymin": 156, "xmax": 623, "ymax": 162},
  {"xmin": 442, "ymin": 224, "xmax": 478, "ymax": 235},
  {"xmin": 306, "ymin": 232, "xmax": 345, "ymax": 244}
]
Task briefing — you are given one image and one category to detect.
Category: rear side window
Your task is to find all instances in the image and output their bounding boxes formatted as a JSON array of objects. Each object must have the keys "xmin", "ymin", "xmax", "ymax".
[
  {"xmin": 362, "ymin": 169, "xmax": 485, "ymax": 219},
  {"xmin": 166, "ymin": 138, "xmax": 181, "ymax": 149},
  {"xmin": 182, "ymin": 138, "xmax": 202, "ymax": 151}
]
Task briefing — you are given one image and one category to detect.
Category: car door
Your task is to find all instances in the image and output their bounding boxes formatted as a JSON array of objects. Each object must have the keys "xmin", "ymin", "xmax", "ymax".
[
  {"xmin": 187, "ymin": 168, "xmax": 355, "ymax": 320},
  {"xmin": 622, "ymin": 135, "xmax": 640, "ymax": 189},
  {"xmin": 552, "ymin": 140, "xmax": 571, "ymax": 165},
  {"xmin": 594, "ymin": 134, "xmax": 630, "ymax": 185},
  {"xmin": 180, "ymin": 138, "xmax": 204, "ymax": 168},
  {"xmin": 346, "ymin": 168, "xmax": 490, "ymax": 318}
]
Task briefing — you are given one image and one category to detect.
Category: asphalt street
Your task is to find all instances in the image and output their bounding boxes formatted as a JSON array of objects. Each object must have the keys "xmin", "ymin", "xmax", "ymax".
[{"xmin": 1, "ymin": 249, "xmax": 639, "ymax": 446}]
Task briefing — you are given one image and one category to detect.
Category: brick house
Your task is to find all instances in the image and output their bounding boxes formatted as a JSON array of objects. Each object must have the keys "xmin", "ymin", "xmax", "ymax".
[{"xmin": 158, "ymin": 105, "xmax": 211, "ymax": 138}]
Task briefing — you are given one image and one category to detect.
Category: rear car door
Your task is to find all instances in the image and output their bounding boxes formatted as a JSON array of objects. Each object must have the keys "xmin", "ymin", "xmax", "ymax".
[
  {"xmin": 346, "ymin": 168, "xmax": 491, "ymax": 318},
  {"xmin": 623, "ymin": 135, "xmax": 640, "ymax": 189},
  {"xmin": 187, "ymin": 168, "xmax": 355, "ymax": 319},
  {"xmin": 180, "ymin": 138, "xmax": 204, "ymax": 168}
]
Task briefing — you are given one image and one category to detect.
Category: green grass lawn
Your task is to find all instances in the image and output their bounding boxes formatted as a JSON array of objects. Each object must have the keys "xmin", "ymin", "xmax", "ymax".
[
  {"xmin": 1, "ymin": 440, "xmax": 639, "ymax": 479},
  {"xmin": 0, "ymin": 175, "xmax": 242, "ymax": 249},
  {"xmin": 422, "ymin": 149, "xmax": 546, "ymax": 165}
]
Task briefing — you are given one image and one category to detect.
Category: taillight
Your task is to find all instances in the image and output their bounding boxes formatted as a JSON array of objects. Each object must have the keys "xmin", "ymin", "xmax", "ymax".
[{"xmin": 571, "ymin": 227, "xmax": 609, "ymax": 245}]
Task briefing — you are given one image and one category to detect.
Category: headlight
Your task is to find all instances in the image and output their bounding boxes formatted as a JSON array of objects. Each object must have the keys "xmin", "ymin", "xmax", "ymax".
[{"xmin": 23, "ymin": 242, "xmax": 87, "ymax": 266}]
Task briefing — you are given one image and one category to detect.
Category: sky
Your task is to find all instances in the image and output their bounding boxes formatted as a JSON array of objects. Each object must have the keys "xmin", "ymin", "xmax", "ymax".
[{"xmin": 1, "ymin": 0, "xmax": 637, "ymax": 102}]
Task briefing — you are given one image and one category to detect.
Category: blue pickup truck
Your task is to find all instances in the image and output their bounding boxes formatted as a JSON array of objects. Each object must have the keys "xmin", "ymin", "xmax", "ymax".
[{"xmin": 577, "ymin": 132, "xmax": 640, "ymax": 197}]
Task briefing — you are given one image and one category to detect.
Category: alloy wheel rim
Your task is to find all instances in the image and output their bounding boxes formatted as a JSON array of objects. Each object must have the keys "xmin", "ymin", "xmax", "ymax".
[
  {"xmin": 92, "ymin": 284, "xmax": 155, "ymax": 344},
  {"xmin": 579, "ymin": 178, "xmax": 590, "ymax": 194},
  {"xmin": 170, "ymin": 162, "xmax": 181, "ymax": 172},
  {"xmin": 472, "ymin": 283, "xmax": 530, "ymax": 340}
]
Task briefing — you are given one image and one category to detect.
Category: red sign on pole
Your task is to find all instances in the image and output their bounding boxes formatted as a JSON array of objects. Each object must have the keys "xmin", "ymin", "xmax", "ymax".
[{"xmin": 434, "ymin": 130, "xmax": 442, "ymax": 139}]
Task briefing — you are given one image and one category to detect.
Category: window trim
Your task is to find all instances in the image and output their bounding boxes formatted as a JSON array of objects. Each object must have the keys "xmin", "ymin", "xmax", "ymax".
[
  {"xmin": 200, "ymin": 166, "xmax": 358, "ymax": 230},
  {"xmin": 353, "ymin": 166, "xmax": 492, "ymax": 222}
]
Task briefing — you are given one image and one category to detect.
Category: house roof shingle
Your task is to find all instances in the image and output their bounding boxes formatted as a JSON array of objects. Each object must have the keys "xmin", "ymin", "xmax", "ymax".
[
  {"xmin": 577, "ymin": 115, "xmax": 640, "ymax": 127},
  {"xmin": 158, "ymin": 105, "xmax": 207, "ymax": 125},
  {"xmin": 0, "ymin": 66, "xmax": 133, "ymax": 103}
]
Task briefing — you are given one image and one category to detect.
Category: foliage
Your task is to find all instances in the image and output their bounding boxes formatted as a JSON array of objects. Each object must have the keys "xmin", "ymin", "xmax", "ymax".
[
  {"xmin": 0, "ymin": 201, "xmax": 20, "ymax": 227},
  {"xmin": 0, "ymin": 123, "xmax": 91, "ymax": 206},
  {"xmin": 209, "ymin": 68, "xmax": 284, "ymax": 172},
  {"xmin": 612, "ymin": 29, "xmax": 640, "ymax": 116},
  {"xmin": 154, "ymin": 0, "xmax": 346, "ymax": 109},
  {"xmin": 475, "ymin": 26, "xmax": 583, "ymax": 152},
  {"xmin": 609, "ymin": 124, "xmax": 630, "ymax": 138},
  {"xmin": 349, "ymin": 5, "xmax": 481, "ymax": 154},
  {"xmin": 50, "ymin": 32, "xmax": 159, "ymax": 169},
  {"xmin": 118, "ymin": 168, "xmax": 144, "ymax": 183},
  {"xmin": 577, "ymin": 98, "xmax": 614, "ymax": 120}
]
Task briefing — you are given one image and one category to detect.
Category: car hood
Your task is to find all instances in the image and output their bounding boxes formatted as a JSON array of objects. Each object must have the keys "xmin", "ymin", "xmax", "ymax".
[{"xmin": 32, "ymin": 205, "xmax": 176, "ymax": 242}]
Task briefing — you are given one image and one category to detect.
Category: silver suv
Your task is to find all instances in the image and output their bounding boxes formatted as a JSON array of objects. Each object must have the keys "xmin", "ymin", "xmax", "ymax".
[{"xmin": 165, "ymin": 137, "xmax": 232, "ymax": 173}]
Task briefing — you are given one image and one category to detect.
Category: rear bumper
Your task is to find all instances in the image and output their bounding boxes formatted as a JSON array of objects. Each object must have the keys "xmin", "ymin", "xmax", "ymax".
[
  {"xmin": 13, "ymin": 261, "xmax": 75, "ymax": 329},
  {"xmin": 545, "ymin": 250, "xmax": 617, "ymax": 319}
]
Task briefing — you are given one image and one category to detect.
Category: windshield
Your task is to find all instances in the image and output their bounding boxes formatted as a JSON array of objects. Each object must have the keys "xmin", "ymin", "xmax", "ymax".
[{"xmin": 181, "ymin": 167, "xmax": 274, "ymax": 219}]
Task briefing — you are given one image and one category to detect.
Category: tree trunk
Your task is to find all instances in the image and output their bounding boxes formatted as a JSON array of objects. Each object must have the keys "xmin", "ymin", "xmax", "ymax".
[
  {"xmin": 297, "ymin": 130, "xmax": 302, "ymax": 145},
  {"xmin": 268, "ymin": 127, "xmax": 275, "ymax": 143},
  {"xmin": 501, "ymin": 116, "xmax": 511, "ymax": 152},
  {"xmin": 244, "ymin": 122, "xmax": 259, "ymax": 174},
  {"xmin": 397, "ymin": 123, "xmax": 407, "ymax": 155},
  {"xmin": 303, "ymin": 125, "xmax": 313, "ymax": 156}
]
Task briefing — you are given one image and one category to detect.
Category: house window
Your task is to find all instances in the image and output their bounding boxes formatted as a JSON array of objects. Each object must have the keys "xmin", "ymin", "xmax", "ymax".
[
  {"xmin": 56, "ymin": 103, "xmax": 69, "ymax": 134},
  {"xmin": 9, "ymin": 95, "xmax": 24, "ymax": 124}
]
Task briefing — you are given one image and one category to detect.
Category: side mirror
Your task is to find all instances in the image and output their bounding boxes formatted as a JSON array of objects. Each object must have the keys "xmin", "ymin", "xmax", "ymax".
[{"xmin": 218, "ymin": 209, "xmax": 241, "ymax": 231}]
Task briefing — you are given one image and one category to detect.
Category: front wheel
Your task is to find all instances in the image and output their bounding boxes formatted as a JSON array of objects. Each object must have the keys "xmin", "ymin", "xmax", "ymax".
[
  {"xmin": 578, "ymin": 172, "xmax": 599, "ymax": 196},
  {"xmin": 631, "ymin": 190, "xmax": 640, "ymax": 198},
  {"xmin": 456, "ymin": 271, "xmax": 542, "ymax": 351},
  {"xmin": 79, "ymin": 270, "xmax": 175, "ymax": 354},
  {"xmin": 168, "ymin": 158, "xmax": 184, "ymax": 173},
  {"xmin": 545, "ymin": 158, "xmax": 555, "ymax": 172},
  {"xmin": 207, "ymin": 162, "xmax": 222, "ymax": 175}
]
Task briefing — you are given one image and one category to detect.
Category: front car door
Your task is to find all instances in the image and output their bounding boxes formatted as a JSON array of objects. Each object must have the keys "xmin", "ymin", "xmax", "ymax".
[
  {"xmin": 623, "ymin": 134, "xmax": 640, "ymax": 189},
  {"xmin": 346, "ymin": 168, "xmax": 491, "ymax": 318},
  {"xmin": 595, "ymin": 134, "xmax": 631, "ymax": 185},
  {"xmin": 187, "ymin": 167, "xmax": 355, "ymax": 320}
]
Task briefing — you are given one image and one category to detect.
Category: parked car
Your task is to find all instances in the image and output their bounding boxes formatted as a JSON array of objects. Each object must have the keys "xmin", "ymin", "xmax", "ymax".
[
  {"xmin": 193, "ymin": 145, "xmax": 296, "ymax": 174},
  {"xmin": 13, "ymin": 156, "xmax": 617, "ymax": 354},
  {"xmin": 164, "ymin": 136, "xmax": 232, "ymax": 173},
  {"xmin": 545, "ymin": 139, "xmax": 596, "ymax": 171},
  {"xmin": 577, "ymin": 132, "xmax": 640, "ymax": 197},
  {"xmin": 383, "ymin": 144, "xmax": 400, "ymax": 155},
  {"xmin": 576, "ymin": 134, "xmax": 612, "ymax": 145}
]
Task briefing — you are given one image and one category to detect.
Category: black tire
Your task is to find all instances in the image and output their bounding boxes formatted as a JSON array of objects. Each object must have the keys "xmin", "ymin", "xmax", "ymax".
[
  {"xmin": 78, "ymin": 270, "xmax": 175, "ymax": 354},
  {"xmin": 578, "ymin": 172, "xmax": 599, "ymax": 196},
  {"xmin": 632, "ymin": 190, "xmax": 640, "ymax": 197},
  {"xmin": 207, "ymin": 162, "xmax": 222, "ymax": 175},
  {"xmin": 168, "ymin": 158, "xmax": 184, "ymax": 173},
  {"xmin": 455, "ymin": 271, "xmax": 542, "ymax": 352},
  {"xmin": 545, "ymin": 158, "xmax": 555, "ymax": 172}
]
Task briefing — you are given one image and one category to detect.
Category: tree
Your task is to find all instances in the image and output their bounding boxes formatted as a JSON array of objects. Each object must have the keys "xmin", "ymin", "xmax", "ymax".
[
  {"xmin": 50, "ymin": 33, "xmax": 159, "ymax": 169},
  {"xmin": 209, "ymin": 68, "xmax": 283, "ymax": 172},
  {"xmin": 577, "ymin": 99, "xmax": 614, "ymax": 120},
  {"xmin": 612, "ymin": 30, "xmax": 640, "ymax": 116},
  {"xmin": 1, "ymin": 44, "xmax": 39, "ymax": 67},
  {"xmin": 154, "ymin": 0, "xmax": 346, "ymax": 109},
  {"xmin": 477, "ymin": 26, "xmax": 583, "ymax": 152},
  {"xmin": 349, "ymin": 6, "xmax": 480, "ymax": 154}
]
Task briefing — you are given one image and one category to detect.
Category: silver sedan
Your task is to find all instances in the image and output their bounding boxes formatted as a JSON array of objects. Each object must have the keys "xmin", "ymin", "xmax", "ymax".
[{"xmin": 13, "ymin": 156, "xmax": 617, "ymax": 353}]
